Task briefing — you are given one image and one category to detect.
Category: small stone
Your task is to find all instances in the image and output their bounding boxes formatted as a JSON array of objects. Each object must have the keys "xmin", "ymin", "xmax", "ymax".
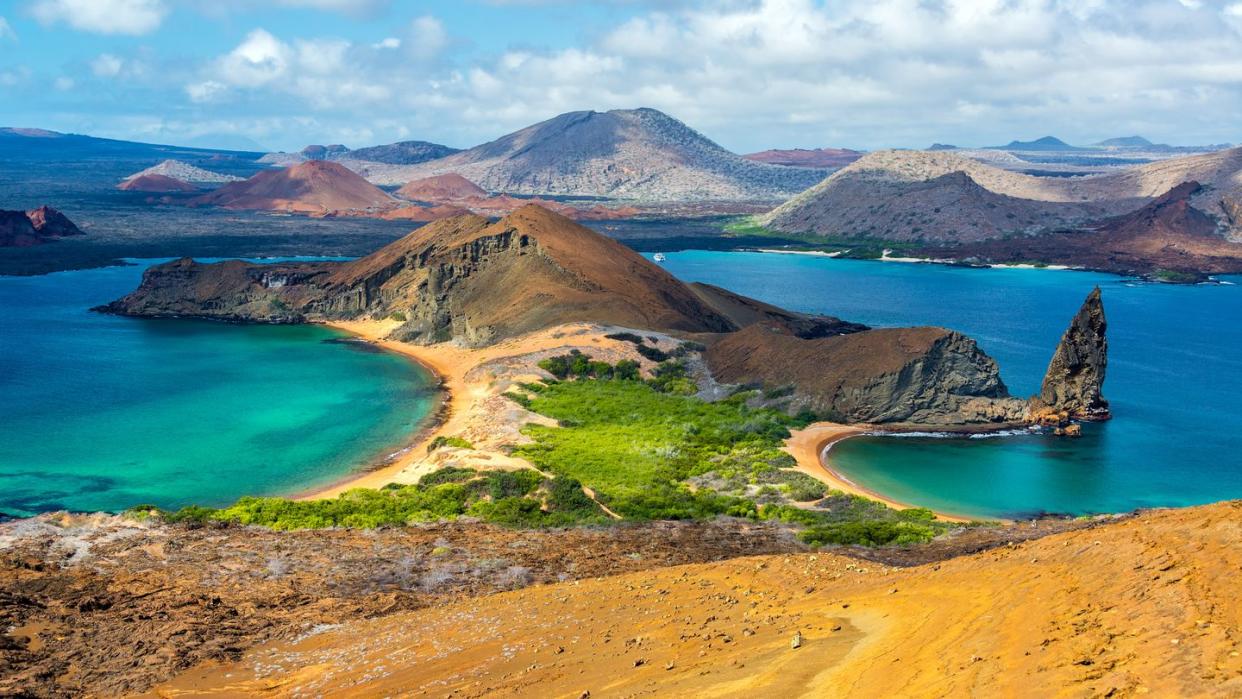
[
  {"xmin": 791, "ymin": 632, "xmax": 802, "ymax": 649},
  {"xmin": 634, "ymin": 657, "xmax": 646, "ymax": 667},
  {"xmin": 665, "ymin": 661, "xmax": 675, "ymax": 671}
]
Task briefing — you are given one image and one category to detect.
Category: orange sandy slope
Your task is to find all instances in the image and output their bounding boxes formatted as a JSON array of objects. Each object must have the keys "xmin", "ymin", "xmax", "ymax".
[{"xmin": 155, "ymin": 501, "xmax": 1242, "ymax": 697}]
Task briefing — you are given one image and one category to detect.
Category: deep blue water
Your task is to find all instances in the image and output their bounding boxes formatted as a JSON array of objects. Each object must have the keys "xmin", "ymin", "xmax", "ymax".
[
  {"xmin": 0, "ymin": 261, "xmax": 436, "ymax": 517},
  {"xmin": 654, "ymin": 251, "xmax": 1242, "ymax": 519}
]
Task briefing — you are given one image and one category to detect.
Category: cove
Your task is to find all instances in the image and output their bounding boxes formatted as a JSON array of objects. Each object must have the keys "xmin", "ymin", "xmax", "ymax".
[
  {"xmin": 652, "ymin": 251, "xmax": 1242, "ymax": 519},
  {"xmin": 0, "ymin": 260, "xmax": 437, "ymax": 517}
]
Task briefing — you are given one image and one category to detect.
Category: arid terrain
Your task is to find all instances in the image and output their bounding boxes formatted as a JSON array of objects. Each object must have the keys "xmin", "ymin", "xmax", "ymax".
[{"xmin": 142, "ymin": 502, "xmax": 1242, "ymax": 698}]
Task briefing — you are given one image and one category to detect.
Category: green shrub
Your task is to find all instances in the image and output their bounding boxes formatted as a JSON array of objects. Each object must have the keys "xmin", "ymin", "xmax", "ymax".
[
  {"xmin": 418, "ymin": 466, "xmax": 476, "ymax": 486},
  {"xmin": 388, "ymin": 311, "xmax": 408, "ymax": 322},
  {"xmin": 427, "ymin": 435, "xmax": 473, "ymax": 452}
]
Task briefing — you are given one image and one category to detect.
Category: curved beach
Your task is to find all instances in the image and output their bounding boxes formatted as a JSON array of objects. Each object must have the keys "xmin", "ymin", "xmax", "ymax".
[{"xmin": 785, "ymin": 423, "xmax": 976, "ymax": 523}]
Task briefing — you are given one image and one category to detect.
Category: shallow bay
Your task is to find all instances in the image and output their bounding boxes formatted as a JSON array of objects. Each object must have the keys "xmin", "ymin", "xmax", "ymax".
[{"xmin": 0, "ymin": 261, "xmax": 436, "ymax": 517}]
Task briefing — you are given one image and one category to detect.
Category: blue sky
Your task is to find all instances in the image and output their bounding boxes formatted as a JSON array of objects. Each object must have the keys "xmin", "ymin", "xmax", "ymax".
[{"xmin": 1, "ymin": 0, "xmax": 1241, "ymax": 153}]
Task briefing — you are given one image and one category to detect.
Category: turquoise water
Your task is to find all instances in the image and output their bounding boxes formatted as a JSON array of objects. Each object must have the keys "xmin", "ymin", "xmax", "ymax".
[
  {"xmin": 654, "ymin": 251, "xmax": 1242, "ymax": 519},
  {"xmin": 0, "ymin": 261, "xmax": 436, "ymax": 517}
]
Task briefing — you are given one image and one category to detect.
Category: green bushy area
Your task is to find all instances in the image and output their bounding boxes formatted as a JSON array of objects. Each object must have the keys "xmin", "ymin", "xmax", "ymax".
[
  {"xmin": 512, "ymin": 357, "xmax": 960, "ymax": 545},
  {"xmin": 130, "ymin": 468, "xmax": 608, "ymax": 530}
]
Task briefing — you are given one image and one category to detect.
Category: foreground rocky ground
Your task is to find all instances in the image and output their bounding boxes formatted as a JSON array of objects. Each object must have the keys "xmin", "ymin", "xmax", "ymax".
[
  {"xmin": 153, "ymin": 502, "xmax": 1242, "ymax": 698},
  {"xmin": 0, "ymin": 512, "xmax": 1103, "ymax": 697}
]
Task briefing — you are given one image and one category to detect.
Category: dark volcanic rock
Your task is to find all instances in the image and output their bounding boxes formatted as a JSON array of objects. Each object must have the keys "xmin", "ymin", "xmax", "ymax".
[
  {"xmin": 1036, "ymin": 287, "xmax": 1110, "ymax": 420},
  {"xmin": 688, "ymin": 282, "xmax": 868, "ymax": 338},
  {"xmin": 0, "ymin": 206, "xmax": 82, "ymax": 247},
  {"xmin": 25, "ymin": 206, "xmax": 83, "ymax": 238},
  {"xmin": 704, "ymin": 322, "xmax": 1028, "ymax": 425}
]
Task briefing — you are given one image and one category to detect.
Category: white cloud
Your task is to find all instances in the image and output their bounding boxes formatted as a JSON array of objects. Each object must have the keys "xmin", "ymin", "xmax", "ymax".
[
  {"xmin": 0, "ymin": 17, "xmax": 16, "ymax": 41},
  {"xmin": 54, "ymin": 76, "xmax": 74, "ymax": 91},
  {"xmin": 406, "ymin": 16, "xmax": 447, "ymax": 61},
  {"xmin": 102, "ymin": 0, "xmax": 1242, "ymax": 151},
  {"xmin": 29, "ymin": 0, "xmax": 167, "ymax": 35},
  {"xmin": 215, "ymin": 28, "xmax": 291, "ymax": 87},
  {"xmin": 185, "ymin": 80, "xmax": 226, "ymax": 103},
  {"xmin": 91, "ymin": 54, "xmax": 124, "ymax": 78}
]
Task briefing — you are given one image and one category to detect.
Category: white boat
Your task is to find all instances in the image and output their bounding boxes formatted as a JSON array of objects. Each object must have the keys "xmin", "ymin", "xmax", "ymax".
[{"xmin": 653, "ymin": 253, "xmax": 667, "ymax": 263}]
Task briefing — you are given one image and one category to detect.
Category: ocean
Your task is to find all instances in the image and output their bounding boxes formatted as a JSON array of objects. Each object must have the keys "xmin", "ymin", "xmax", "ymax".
[{"xmin": 0, "ymin": 260, "xmax": 437, "ymax": 517}]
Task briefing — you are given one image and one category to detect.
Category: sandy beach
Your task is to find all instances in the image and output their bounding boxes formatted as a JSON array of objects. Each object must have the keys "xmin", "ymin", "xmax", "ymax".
[
  {"xmin": 299, "ymin": 320, "xmax": 683, "ymax": 499},
  {"xmin": 785, "ymin": 423, "xmax": 975, "ymax": 523}
]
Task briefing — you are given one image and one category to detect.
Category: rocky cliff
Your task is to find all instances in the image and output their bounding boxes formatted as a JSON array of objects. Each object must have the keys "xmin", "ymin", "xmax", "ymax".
[
  {"xmin": 705, "ymin": 322, "xmax": 1027, "ymax": 425},
  {"xmin": 1035, "ymin": 287, "xmax": 1110, "ymax": 420}
]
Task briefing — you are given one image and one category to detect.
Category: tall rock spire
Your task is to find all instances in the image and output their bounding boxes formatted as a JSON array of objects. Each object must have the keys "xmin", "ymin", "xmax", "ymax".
[{"xmin": 1036, "ymin": 287, "xmax": 1110, "ymax": 421}]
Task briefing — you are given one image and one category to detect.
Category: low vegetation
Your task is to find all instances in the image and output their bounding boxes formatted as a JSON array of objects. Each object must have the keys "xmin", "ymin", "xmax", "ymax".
[
  {"xmin": 130, "ymin": 468, "xmax": 609, "ymax": 530},
  {"xmin": 136, "ymin": 353, "xmax": 964, "ymax": 547},
  {"xmin": 723, "ymin": 216, "xmax": 922, "ymax": 260},
  {"xmin": 512, "ymin": 355, "xmax": 960, "ymax": 545}
]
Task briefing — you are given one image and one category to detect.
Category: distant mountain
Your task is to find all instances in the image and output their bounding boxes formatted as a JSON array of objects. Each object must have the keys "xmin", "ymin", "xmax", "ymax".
[
  {"xmin": 741, "ymin": 147, "xmax": 863, "ymax": 169},
  {"xmin": 0, "ymin": 127, "xmax": 264, "ymax": 160},
  {"xmin": 927, "ymin": 143, "xmax": 958, "ymax": 151},
  {"xmin": 300, "ymin": 144, "xmax": 350, "ymax": 161},
  {"xmin": 118, "ymin": 174, "xmax": 199, "ymax": 193},
  {"xmin": 760, "ymin": 150, "xmax": 1113, "ymax": 243},
  {"xmin": 396, "ymin": 173, "xmax": 487, "ymax": 202},
  {"xmin": 936, "ymin": 181, "xmax": 1242, "ymax": 278},
  {"xmin": 1095, "ymin": 136, "xmax": 1155, "ymax": 148},
  {"xmin": 257, "ymin": 141, "xmax": 460, "ymax": 168},
  {"xmin": 347, "ymin": 141, "xmax": 461, "ymax": 165},
  {"xmin": 191, "ymin": 160, "xmax": 393, "ymax": 213},
  {"xmin": 121, "ymin": 159, "xmax": 241, "ymax": 185},
  {"xmin": 996, "ymin": 136, "xmax": 1079, "ymax": 151},
  {"xmin": 353, "ymin": 108, "xmax": 829, "ymax": 201}
]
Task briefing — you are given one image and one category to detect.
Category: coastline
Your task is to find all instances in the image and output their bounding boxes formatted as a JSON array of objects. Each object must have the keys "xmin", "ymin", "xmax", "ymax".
[
  {"xmin": 785, "ymin": 423, "xmax": 979, "ymax": 524},
  {"xmin": 295, "ymin": 319, "xmax": 459, "ymax": 499}
]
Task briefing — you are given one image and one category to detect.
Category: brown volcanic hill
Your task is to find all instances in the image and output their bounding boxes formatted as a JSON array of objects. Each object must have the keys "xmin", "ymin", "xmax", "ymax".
[
  {"xmin": 705, "ymin": 322, "xmax": 1024, "ymax": 425},
  {"xmin": 761, "ymin": 151, "xmax": 1118, "ymax": 243},
  {"xmin": 938, "ymin": 182, "xmax": 1242, "ymax": 277},
  {"xmin": 743, "ymin": 147, "xmax": 864, "ymax": 169},
  {"xmin": 102, "ymin": 205, "xmax": 737, "ymax": 345},
  {"xmin": 191, "ymin": 160, "xmax": 394, "ymax": 213},
  {"xmin": 395, "ymin": 173, "xmax": 487, "ymax": 202},
  {"xmin": 1, "ymin": 206, "xmax": 83, "ymax": 247},
  {"xmin": 117, "ymin": 173, "xmax": 197, "ymax": 192},
  {"xmin": 688, "ymin": 282, "xmax": 868, "ymax": 339},
  {"xmin": 157, "ymin": 501, "xmax": 1242, "ymax": 698},
  {"xmin": 356, "ymin": 108, "xmax": 828, "ymax": 202},
  {"xmin": 764, "ymin": 147, "xmax": 1242, "ymax": 246}
]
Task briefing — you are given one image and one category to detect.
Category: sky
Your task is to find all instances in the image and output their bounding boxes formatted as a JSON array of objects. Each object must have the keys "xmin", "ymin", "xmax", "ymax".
[{"xmin": 1, "ymin": 0, "xmax": 1241, "ymax": 153}]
